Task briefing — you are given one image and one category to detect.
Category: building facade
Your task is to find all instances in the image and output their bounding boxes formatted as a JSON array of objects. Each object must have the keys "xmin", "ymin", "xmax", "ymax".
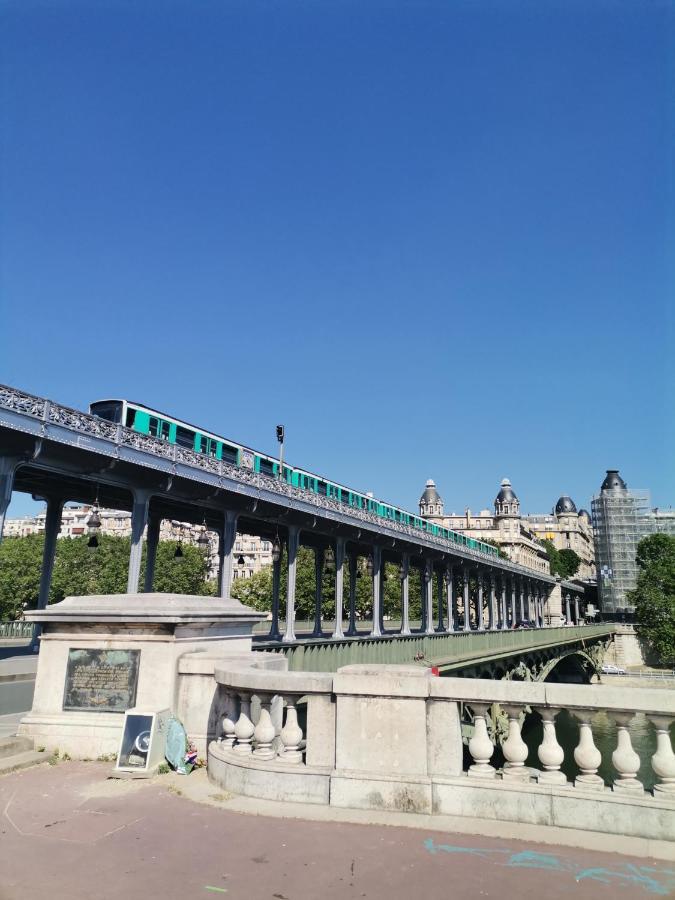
[
  {"xmin": 592, "ymin": 469, "xmax": 675, "ymax": 614},
  {"xmin": 419, "ymin": 478, "xmax": 551, "ymax": 575},
  {"xmin": 524, "ymin": 497, "xmax": 596, "ymax": 581}
]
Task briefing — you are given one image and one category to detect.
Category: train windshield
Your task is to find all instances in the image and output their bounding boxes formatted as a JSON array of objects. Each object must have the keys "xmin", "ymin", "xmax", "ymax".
[{"xmin": 90, "ymin": 401, "xmax": 123, "ymax": 423}]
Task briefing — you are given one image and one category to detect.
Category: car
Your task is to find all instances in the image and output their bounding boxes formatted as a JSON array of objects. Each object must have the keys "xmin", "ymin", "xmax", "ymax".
[
  {"xmin": 514, "ymin": 620, "xmax": 532, "ymax": 629},
  {"xmin": 601, "ymin": 664, "xmax": 627, "ymax": 675}
]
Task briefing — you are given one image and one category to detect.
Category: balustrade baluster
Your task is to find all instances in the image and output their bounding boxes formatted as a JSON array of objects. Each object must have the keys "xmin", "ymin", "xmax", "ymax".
[
  {"xmin": 220, "ymin": 691, "xmax": 238, "ymax": 749},
  {"xmin": 468, "ymin": 703, "xmax": 496, "ymax": 779},
  {"xmin": 501, "ymin": 704, "xmax": 530, "ymax": 780},
  {"xmin": 611, "ymin": 712, "xmax": 643, "ymax": 793},
  {"xmin": 253, "ymin": 694, "xmax": 276, "ymax": 760},
  {"xmin": 572, "ymin": 713, "xmax": 604, "ymax": 790},
  {"xmin": 649, "ymin": 715, "xmax": 675, "ymax": 794},
  {"xmin": 535, "ymin": 707, "xmax": 566, "ymax": 784},
  {"xmin": 278, "ymin": 696, "xmax": 304, "ymax": 764},
  {"xmin": 233, "ymin": 693, "xmax": 255, "ymax": 755}
]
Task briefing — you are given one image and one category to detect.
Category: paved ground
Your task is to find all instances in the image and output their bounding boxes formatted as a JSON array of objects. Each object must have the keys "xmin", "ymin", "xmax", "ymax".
[{"xmin": 1, "ymin": 762, "xmax": 673, "ymax": 900}]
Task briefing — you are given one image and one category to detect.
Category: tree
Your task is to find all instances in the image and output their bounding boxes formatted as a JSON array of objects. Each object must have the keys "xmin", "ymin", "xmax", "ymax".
[
  {"xmin": 629, "ymin": 533, "xmax": 675, "ymax": 665},
  {"xmin": 0, "ymin": 534, "xmax": 213, "ymax": 619},
  {"xmin": 542, "ymin": 540, "xmax": 580, "ymax": 580}
]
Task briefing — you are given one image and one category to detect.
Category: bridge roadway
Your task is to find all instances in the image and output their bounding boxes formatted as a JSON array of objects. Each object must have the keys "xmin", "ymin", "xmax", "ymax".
[
  {"xmin": 0, "ymin": 383, "xmax": 582, "ymax": 644},
  {"xmin": 254, "ymin": 623, "xmax": 616, "ymax": 679}
]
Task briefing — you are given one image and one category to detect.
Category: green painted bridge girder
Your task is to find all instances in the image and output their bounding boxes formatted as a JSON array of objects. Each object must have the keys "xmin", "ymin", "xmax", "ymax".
[{"xmin": 253, "ymin": 624, "xmax": 616, "ymax": 675}]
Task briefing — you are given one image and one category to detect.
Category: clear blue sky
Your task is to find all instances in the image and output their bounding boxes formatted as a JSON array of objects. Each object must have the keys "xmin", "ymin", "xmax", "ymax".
[{"xmin": 1, "ymin": 0, "xmax": 673, "ymax": 520}]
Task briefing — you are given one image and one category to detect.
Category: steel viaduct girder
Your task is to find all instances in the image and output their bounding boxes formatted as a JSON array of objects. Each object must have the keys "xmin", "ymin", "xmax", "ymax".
[
  {"xmin": 0, "ymin": 383, "xmax": 581, "ymax": 594},
  {"xmin": 254, "ymin": 625, "xmax": 616, "ymax": 677}
]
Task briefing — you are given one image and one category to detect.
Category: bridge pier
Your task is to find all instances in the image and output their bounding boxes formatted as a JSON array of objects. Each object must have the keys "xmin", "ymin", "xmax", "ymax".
[{"xmin": 462, "ymin": 567, "xmax": 470, "ymax": 631}]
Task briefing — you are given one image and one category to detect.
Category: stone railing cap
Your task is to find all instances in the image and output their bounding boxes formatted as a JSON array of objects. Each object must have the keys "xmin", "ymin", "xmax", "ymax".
[{"xmin": 24, "ymin": 593, "xmax": 266, "ymax": 625}]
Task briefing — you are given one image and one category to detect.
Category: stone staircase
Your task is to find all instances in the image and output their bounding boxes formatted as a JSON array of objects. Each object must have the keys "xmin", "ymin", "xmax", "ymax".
[{"xmin": 0, "ymin": 735, "xmax": 44, "ymax": 775}]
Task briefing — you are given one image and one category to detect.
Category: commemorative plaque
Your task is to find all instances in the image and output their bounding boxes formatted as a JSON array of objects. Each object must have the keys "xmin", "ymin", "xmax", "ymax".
[{"xmin": 63, "ymin": 649, "xmax": 140, "ymax": 712}]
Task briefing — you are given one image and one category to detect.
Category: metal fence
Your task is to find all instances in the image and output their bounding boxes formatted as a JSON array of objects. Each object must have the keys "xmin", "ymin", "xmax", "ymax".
[{"xmin": 0, "ymin": 621, "xmax": 33, "ymax": 639}]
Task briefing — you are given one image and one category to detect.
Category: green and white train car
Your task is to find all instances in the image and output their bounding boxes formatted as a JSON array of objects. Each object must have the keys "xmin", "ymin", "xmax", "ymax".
[{"xmin": 90, "ymin": 399, "xmax": 500, "ymax": 559}]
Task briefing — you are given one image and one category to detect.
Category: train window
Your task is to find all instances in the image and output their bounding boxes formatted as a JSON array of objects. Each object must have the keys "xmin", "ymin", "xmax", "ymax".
[
  {"xmin": 259, "ymin": 458, "xmax": 275, "ymax": 476},
  {"xmin": 90, "ymin": 401, "xmax": 123, "ymax": 424},
  {"xmin": 160, "ymin": 421, "xmax": 171, "ymax": 441},
  {"xmin": 317, "ymin": 481, "xmax": 327, "ymax": 496},
  {"xmin": 176, "ymin": 426, "xmax": 194, "ymax": 449},
  {"xmin": 125, "ymin": 408, "xmax": 136, "ymax": 427},
  {"xmin": 222, "ymin": 444, "xmax": 238, "ymax": 465},
  {"xmin": 148, "ymin": 417, "xmax": 160, "ymax": 438}
]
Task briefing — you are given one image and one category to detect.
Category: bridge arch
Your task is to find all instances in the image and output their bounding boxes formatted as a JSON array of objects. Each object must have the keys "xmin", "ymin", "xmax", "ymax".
[{"xmin": 538, "ymin": 649, "xmax": 599, "ymax": 684}]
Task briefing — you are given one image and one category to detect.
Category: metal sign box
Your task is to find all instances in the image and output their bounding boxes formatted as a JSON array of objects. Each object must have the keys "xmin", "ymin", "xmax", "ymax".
[{"xmin": 115, "ymin": 707, "xmax": 171, "ymax": 774}]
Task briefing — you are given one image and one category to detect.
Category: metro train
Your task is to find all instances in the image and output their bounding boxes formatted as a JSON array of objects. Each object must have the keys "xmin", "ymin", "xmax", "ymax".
[{"xmin": 90, "ymin": 398, "xmax": 499, "ymax": 559}]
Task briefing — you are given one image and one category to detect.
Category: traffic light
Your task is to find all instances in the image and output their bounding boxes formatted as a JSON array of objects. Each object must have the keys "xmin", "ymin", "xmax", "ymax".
[{"xmin": 276, "ymin": 425, "xmax": 284, "ymax": 443}]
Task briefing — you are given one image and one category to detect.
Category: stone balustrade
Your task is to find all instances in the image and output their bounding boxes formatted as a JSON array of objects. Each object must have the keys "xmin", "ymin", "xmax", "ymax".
[{"xmin": 208, "ymin": 658, "xmax": 675, "ymax": 842}]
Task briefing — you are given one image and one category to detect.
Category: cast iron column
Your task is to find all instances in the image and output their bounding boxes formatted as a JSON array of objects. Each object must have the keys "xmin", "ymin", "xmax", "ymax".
[
  {"xmin": 31, "ymin": 496, "xmax": 64, "ymax": 650},
  {"xmin": 370, "ymin": 545, "xmax": 382, "ymax": 637},
  {"xmin": 446, "ymin": 563, "xmax": 455, "ymax": 632},
  {"xmin": 269, "ymin": 547, "xmax": 282, "ymax": 641},
  {"xmin": 312, "ymin": 548, "xmax": 324, "ymax": 637},
  {"xmin": 143, "ymin": 513, "xmax": 161, "ymax": 593},
  {"xmin": 463, "ymin": 565, "xmax": 471, "ymax": 631},
  {"xmin": 282, "ymin": 525, "xmax": 300, "ymax": 643},
  {"xmin": 218, "ymin": 509, "xmax": 239, "ymax": 600},
  {"xmin": 0, "ymin": 457, "xmax": 19, "ymax": 545},
  {"xmin": 347, "ymin": 552, "xmax": 358, "ymax": 636},
  {"xmin": 477, "ymin": 569, "xmax": 484, "ymax": 631},
  {"xmin": 400, "ymin": 553, "xmax": 411, "ymax": 636},
  {"xmin": 332, "ymin": 537, "xmax": 346, "ymax": 639},
  {"xmin": 127, "ymin": 488, "xmax": 151, "ymax": 593},
  {"xmin": 425, "ymin": 559, "xmax": 434, "ymax": 635}
]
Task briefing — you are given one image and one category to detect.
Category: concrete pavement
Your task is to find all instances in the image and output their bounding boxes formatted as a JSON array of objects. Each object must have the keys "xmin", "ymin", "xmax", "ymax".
[{"xmin": 1, "ymin": 761, "xmax": 673, "ymax": 900}]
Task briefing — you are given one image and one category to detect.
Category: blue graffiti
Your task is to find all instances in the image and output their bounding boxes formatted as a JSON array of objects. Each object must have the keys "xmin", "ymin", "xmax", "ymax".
[
  {"xmin": 506, "ymin": 850, "xmax": 569, "ymax": 871},
  {"xmin": 576, "ymin": 863, "xmax": 675, "ymax": 896},
  {"xmin": 423, "ymin": 839, "xmax": 675, "ymax": 896}
]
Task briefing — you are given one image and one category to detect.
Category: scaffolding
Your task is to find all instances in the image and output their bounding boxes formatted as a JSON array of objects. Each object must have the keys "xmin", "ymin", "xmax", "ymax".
[{"xmin": 592, "ymin": 487, "xmax": 649, "ymax": 614}]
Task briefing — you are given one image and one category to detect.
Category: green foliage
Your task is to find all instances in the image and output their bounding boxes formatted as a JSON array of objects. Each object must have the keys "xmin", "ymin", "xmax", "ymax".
[
  {"xmin": 482, "ymin": 538, "xmax": 509, "ymax": 560},
  {"xmin": 0, "ymin": 534, "xmax": 213, "ymax": 618},
  {"xmin": 541, "ymin": 540, "xmax": 581, "ymax": 580},
  {"xmin": 630, "ymin": 534, "xmax": 675, "ymax": 665}
]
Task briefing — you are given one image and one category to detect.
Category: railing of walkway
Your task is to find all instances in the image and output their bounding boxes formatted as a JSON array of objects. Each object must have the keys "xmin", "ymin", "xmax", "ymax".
[
  {"xmin": 254, "ymin": 623, "xmax": 616, "ymax": 673},
  {"xmin": 208, "ymin": 658, "xmax": 675, "ymax": 841}
]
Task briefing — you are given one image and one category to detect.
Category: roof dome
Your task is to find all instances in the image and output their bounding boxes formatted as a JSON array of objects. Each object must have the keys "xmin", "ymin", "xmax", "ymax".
[
  {"xmin": 495, "ymin": 477, "xmax": 518, "ymax": 503},
  {"xmin": 555, "ymin": 496, "xmax": 577, "ymax": 515},
  {"xmin": 601, "ymin": 469, "xmax": 627, "ymax": 491},
  {"xmin": 420, "ymin": 479, "xmax": 441, "ymax": 504},
  {"xmin": 578, "ymin": 508, "xmax": 591, "ymax": 521}
]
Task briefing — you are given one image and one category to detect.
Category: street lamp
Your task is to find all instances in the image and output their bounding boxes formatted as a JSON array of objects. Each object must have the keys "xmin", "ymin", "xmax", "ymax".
[
  {"xmin": 272, "ymin": 534, "xmax": 282, "ymax": 565},
  {"xmin": 324, "ymin": 545, "xmax": 335, "ymax": 573},
  {"xmin": 196, "ymin": 527, "xmax": 210, "ymax": 553},
  {"xmin": 87, "ymin": 501, "xmax": 101, "ymax": 550},
  {"xmin": 366, "ymin": 554, "xmax": 374, "ymax": 578}
]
